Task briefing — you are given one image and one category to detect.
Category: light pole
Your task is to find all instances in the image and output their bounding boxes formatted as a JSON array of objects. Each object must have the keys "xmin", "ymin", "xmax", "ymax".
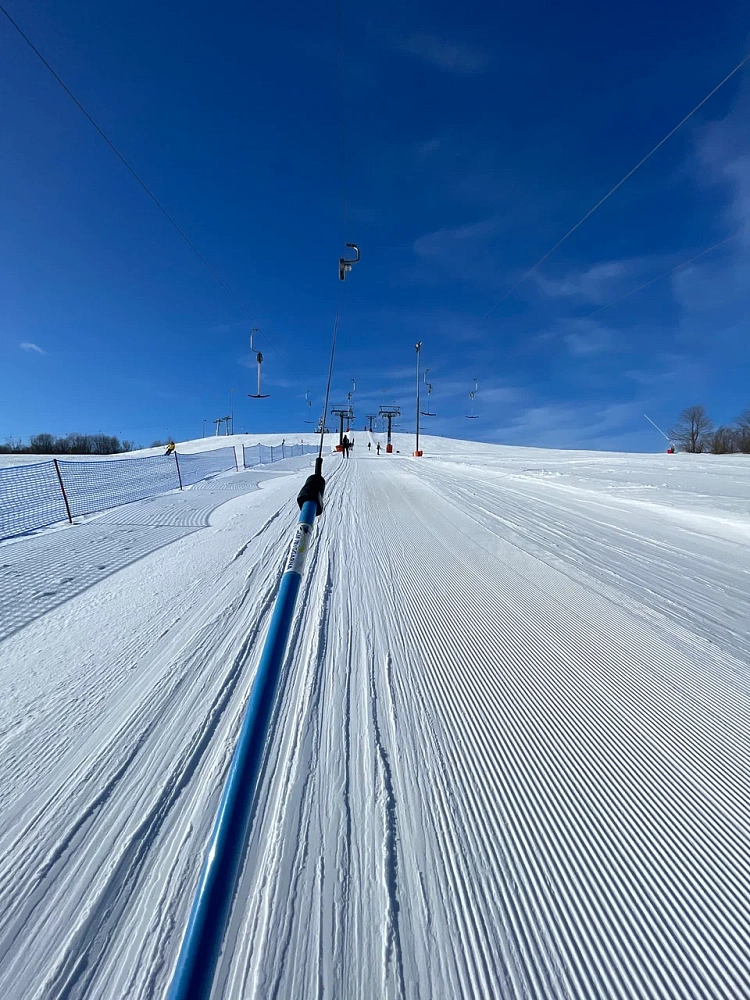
[
  {"xmin": 414, "ymin": 342, "xmax": 422, "ymax": 457},
  {"xmin": 230, "ymin": 389, "xmax": 234, "ymax": 435},
  {"xmin": 202, "ymin": 419, "xmax": 206, "ymax": 438},
  {"xmin": 346, "ymin": 379, "xmax": 355, "ymax": 432}
]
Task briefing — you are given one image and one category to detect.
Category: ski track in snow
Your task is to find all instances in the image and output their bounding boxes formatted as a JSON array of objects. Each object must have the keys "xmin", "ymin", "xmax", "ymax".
[{"xmin": 0, "ymin": 440, "xmax": 749, "ymax": 998}]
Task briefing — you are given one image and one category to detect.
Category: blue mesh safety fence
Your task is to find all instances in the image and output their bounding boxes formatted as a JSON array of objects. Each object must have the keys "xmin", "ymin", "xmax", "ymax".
[
  {"xmin": 1, "ymin": 443, "xmax": 321, "ymax": 542},
  {"xmin": 176, "ymin": 447, "xmax": 236, "ymax": 486},
  {"xmin": 57, "ymin": 455, "xmax": 180, "ymax": 518},
  {"xmin": 0, "ymin": 462, "xmax": 70, "ymax": 539},
  {"xmin": 243, "ymin": 443, "xmax": 318, "ymax": 468}
]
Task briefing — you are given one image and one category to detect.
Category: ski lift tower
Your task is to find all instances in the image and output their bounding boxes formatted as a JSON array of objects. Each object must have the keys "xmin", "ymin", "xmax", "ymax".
[
  {"xmin": 331, "ymin": 406, "xmax": 354, "ymax": 450},
  {"xmin": 366, "ymin": 414, "xmax": 377, "ymax": 432},
  {"xmin": 379, "ymin": 405, "xmax": 400, "ymax": 454}
]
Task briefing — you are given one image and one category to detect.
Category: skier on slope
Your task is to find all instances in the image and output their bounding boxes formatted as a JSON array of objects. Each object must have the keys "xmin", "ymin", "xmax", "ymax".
[
  {"xmin": 368, "ymin": 441, "xmax": 371, "ymax": 451},
  {"xmin": 376, "ymin": 441, "xmax": 381, "ymax": 455},
  {"xmin": 342, "ymin": 435, "xmax": 350, "ymax": 459},
  {"xmin": 164, "ymin": 440, "xmax": 176, "ymax": 456}
]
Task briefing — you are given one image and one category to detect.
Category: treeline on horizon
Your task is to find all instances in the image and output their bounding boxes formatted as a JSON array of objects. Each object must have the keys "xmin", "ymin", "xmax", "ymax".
[
  {"xmin": 0, "ymin": 432, "xmax": 136, "ymax": 455},
  {"xmin": 671, "ymin": 405, "xmax": 750, "ymax": 454},
  {"xmin": 3, "ymin": 411, "xmax": 750, "ymax": 457}
]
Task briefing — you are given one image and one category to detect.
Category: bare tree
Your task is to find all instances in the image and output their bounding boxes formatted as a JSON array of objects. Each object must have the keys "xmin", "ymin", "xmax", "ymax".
[
  {"xmin": 709, "ymin": 426, "xmax": 736, "ymax": 454},
  {"xmin": 1, "ymin": 432, "xmax": 130, "ymax": 455},
  {"xmin": 29, "ymin": 433, "xmax": 56, "ymax": 454},
  {"xmin": 670, "ymin": 405, "xmax": 713, "ymax": 453},
  {"xmin": 736, "ymin": 407, "xmax": 750, "ymax": 454}
]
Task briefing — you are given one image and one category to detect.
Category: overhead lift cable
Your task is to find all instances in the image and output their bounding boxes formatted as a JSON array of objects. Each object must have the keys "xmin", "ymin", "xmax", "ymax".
[
  {"xmin": 481, "ymin": 50, "xmax": 750, "ymax": 320},
  {"xmin": 582, "ymin": 231, "xmax": 741, "ymax": 322},
  {"xmin": 0, "ymin": 3, "xmax": 301, "ymax": 383},
  {"xmin": 317, "ymin": 0, "xmax": 358, "ymax": 462}
]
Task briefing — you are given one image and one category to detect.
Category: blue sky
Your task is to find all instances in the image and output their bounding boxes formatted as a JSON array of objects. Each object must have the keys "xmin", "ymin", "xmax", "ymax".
[{"xmin": 1, "ymin": 0, "xmax": 749, "ymax": 451}]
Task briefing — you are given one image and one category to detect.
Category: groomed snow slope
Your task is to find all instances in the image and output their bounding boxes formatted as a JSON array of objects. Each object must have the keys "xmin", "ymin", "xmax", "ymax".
[{"xmin": 1, "ymin": 439, "xmax": 749, "ymax": 999}]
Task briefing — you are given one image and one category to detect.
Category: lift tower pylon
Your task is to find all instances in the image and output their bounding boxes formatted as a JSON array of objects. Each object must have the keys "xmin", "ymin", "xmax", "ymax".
[
  {"xmin": 331, "ymin": 406, "xmax": 354, "ymax": 449},
  {"xmin": 378, "ymin": 405, "xmax": 400, "ymax": 454}
]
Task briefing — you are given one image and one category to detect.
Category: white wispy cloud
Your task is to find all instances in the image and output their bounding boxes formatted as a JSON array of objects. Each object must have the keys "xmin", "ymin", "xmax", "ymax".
[
  {"xmin": 493, "ymin": 400, "xmax": 647, "ymax": 450},
  {"xmin": 414, "ymin": 137, "xmax": 443, "ymax": 159},
  {"xmin": 20, "ymin": 342, "xmax": 46, "ymax": 355},
  {"xmin": 696, "ymin": 94, "xmax": 750, "ymax": 243},
  {"xmin": 623, "ymin": 353, "xmax": 702, "ymax": 388},
  {"xmin": 411, "ymin": 216, "xmax": 509, "ymax": 288},
  {"xmin": 562, "ymin": 318, "xmax": 614, "ymax": 357},
  {"xmin": 534, "ymin": 260, "xmax": 636, "ymax": 304},
  {"xmin": 399, "ymin": 34, "xmax": 489, "ymax": 75},
  {"xmin": 414, "ymin": 217, "xmax": 500, "ymax": 257},
  {"xmin": 671, "ymin": 93, "xmax": 750, "ymax": 319}
]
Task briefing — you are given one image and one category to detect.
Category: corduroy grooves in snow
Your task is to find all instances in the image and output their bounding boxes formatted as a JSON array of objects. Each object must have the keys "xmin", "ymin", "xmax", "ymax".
[{"xmin": 0, "ymin": 433, "xmax": 749, "ymax": 998}]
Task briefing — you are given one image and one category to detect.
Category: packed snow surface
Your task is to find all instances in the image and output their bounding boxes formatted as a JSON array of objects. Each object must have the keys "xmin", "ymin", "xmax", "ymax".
[{"xmin": 1, "ymin": 434, "xmax": 749, "ymax": 999}]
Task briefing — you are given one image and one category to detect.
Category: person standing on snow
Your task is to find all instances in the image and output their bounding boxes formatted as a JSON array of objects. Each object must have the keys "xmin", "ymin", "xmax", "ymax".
[
  {"xmin": 376, "ymin": 441, "xmax": 381, "ymax": 455},
  {"xmin": 342, "ymin": 435, "xmax": 350, "ymax": 458},
  {"xmin": 368, "ymin": 441, "xmax": 371, "ymax": 451}
]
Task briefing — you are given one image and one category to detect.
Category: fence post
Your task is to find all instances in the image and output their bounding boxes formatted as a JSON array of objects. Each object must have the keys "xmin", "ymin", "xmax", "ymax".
[
  {"xmin": 270, "ymin": 446, "xmax": 274, "ymax": 463},
  {"xmin": 174, "ymin": 452, "xmax": 184, "ymax": 490},
  {"xmin": 282, "ymin": 441, "xmax": 285, "ymax": 460},
  {"xmin": 53, "ymin": 459, "xmax": 73, "ymax": 524},
  {"xmin": 234, "ymin": 447, "xmax": 239, "ymax": 472}
]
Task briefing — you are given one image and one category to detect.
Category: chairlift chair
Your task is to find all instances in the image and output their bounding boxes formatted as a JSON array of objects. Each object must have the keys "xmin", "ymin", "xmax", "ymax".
[
  {"xmin": 466, "ymin": 379, "xmax": 479, "ymax": 418},
  {"xmin": 421, "ymin": 382, "xmax": 436, "ymax": 416},
  {"xmin": 248, "ymin": 328, "xmax": 270, "ymax": 399},
  {"xmin": 339, "ymin": 243, "xmax": 360, "ymax": 281}
]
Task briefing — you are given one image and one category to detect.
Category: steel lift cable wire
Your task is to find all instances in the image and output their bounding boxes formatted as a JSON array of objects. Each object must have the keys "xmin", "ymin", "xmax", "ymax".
[
  {"xmin": 0, "ymin": 2, "xmax": 303, "ymax": 384},
  {"xmin": 582, "ymin": 231, "xmax": 742, "ymax": 322},
  {"xmin": 481, "ymin": 51, "xmax": 750, "ymax": 320},
  {"xmin": 318, "ymin": 0, "xmax": 357, "ymax": 461}
]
